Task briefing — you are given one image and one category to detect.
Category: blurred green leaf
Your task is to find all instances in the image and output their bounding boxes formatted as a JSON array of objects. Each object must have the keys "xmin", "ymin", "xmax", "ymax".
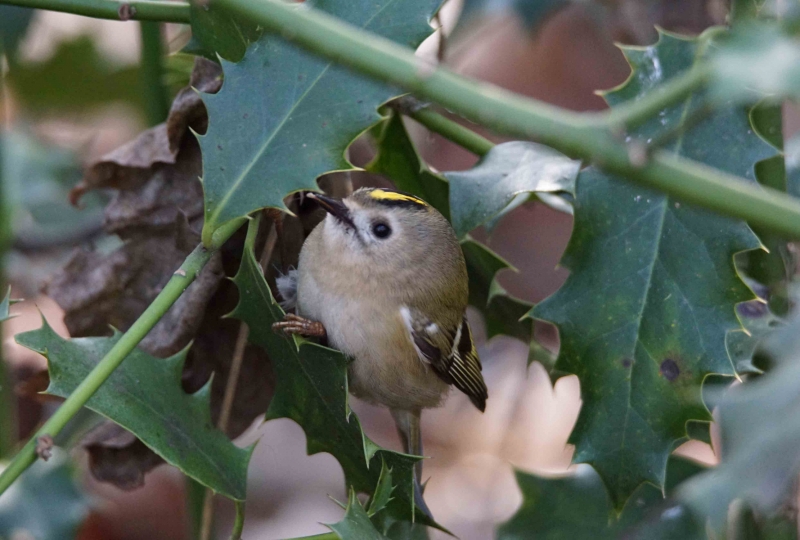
[
  {"xmin": 679, "ymin": 316, "xmax": 800, "ymax": 532},
  {"xmin": 710, "ymin": 23, "xmax": 800, "ymax": 104},
  {"xmin": 6, "ymin": 36, "xmax": 147, "ymax": 117},
  {"xmin": 497, "ymin": 456, "xmax": 705, "ymax": 540},
  {"xmin": 232, "ymin": 226, "xmax": 434, "ymax": 526},
  {"xmin": 368, "ymin": 113, "xmax": 536, "ymax": 351},
  {"xmin": 534, "ymin": 29, "xmax": 775, "ymax": 509},
  {"xmin": 444, "ymin": 141, "xmax": 578, "ymax": 238},
  {"xmin": 199, "ymin": 0, "xmax": 442, "ymax": 242},
  {"xmin": 1, "ymin": 131, "xmax": 104, "ymax": 249},
  {"xmin": 0, "ymin": 454, "xmax": 89, "ymax": 540},
  {"xmin": 327, "ymin": 489, "xmax": 390, "ymax": 540},
  {"xmin": 457, "ymin": 0, "xmax": 567, "ymax": 29},
  {"xmin": 0, "ymin": 6, "xmax": 34, "ymax": 57},
  {"xmin": 15, "ymin": 321, "xmax": 251, "ymax": 500}
]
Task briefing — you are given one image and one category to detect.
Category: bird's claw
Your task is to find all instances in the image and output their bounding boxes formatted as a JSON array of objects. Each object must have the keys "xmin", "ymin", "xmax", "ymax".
[{"xmin": 272, "ymin": 314, "xmax": 327, "ymax": 338}]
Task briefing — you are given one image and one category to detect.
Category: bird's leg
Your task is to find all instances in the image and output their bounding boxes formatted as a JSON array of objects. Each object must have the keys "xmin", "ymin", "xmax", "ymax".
[
  {"xmin": 272, "ymin": 314, "xmax": 327, "ymax": 338},
  {"xmin": 391, "ymin": 408, "xmax": 433, "ymax": 520}
]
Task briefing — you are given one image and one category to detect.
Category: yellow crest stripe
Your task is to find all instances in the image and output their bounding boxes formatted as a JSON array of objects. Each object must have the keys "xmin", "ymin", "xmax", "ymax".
[{"xmin": 368, "ymin": 189, "xmax": 427, "ymax": 206}]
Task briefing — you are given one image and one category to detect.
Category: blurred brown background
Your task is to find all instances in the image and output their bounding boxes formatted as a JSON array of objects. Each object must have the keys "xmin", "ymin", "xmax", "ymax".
[{"xmin": 1, "ymin": 1, "xmax": 755, "ymax": 538}]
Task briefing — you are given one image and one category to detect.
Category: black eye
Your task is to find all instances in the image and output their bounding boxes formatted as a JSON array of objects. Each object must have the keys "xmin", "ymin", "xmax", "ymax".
[{"xmin": 372, "ymin": 222, "xmax": 392, "ymax": 239}]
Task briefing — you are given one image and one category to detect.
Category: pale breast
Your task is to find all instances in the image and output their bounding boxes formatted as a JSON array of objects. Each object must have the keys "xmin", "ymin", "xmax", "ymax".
[{"xmin": 297, "ymin": 265, "xmax": 449, "ymax": 411}]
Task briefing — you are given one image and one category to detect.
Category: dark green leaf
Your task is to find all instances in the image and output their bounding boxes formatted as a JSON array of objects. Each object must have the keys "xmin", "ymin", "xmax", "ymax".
[
  {"xmin": 534, "ymin": 29, "xmax": 775, "ymax": 508},
  {"xmin": 15, "ymin": 323, "xmax": 251, "ymax": 500},
  {"xmin": 497, "ymin": 456, "xmax": 705, "ymax": 540},
  {"xmin": 189, "ymin": 4, "xmax": 261, "ymax": 62},
  {"xmin": 368, "ymin": 459, "xmax": 395, "ymax": 517},
  {"xmin": 232, "ymin": 227, "xmax": 432, "ymax": 525},
  {"xmin": 679, "ymin": 316, "xmax": 800, "ymax": 531},
  {"xmin": 443, "ymin": 142, "xmax": 578, "ymax": 238},
  {"xmin": 367, "ymin": 114, "xmax": 450, "ymax": 218},
  {"xmin": 327, "ymin": 489, "xmax": 390, "ymax": 540},
  {"xmin": 462, "ymin": 238, "xmax": 533, "ymax": 346},
  {"xmin": 0, "ymin": 6, "xmax": 34, "ymax": 57},
  {"xmin": 199, "ymin": 0, "xmax": 442, "ymax": 242},
  {"xmin": 0, "ymin": 454, "xmax": 89, "ymax": 540},
  {"xmin": 367, "ymin": 113, "xmax": 535, "ymax": 349}
]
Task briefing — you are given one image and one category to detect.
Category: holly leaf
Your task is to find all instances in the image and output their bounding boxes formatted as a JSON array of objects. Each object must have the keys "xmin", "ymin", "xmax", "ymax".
[
  {"xmin": 456, "ymin": 0, "xmax": 567, "ymax": 30},
  {"xmin": 189, "ymin": 3, "xmax": 261, "ymax": 62},
  {"xmin": 533, "ymin": 29, "xmax": 776, "ymax": 508},
  {"xmin": 15, "ymin": 322, "xmax": 251, "ymax": 500},
  {"xmin": 199, "ymin": 0, "xmax": 442, "ymax": 243},
  {"xmin": 367, "ymin": 113, "xmax": 536, "ymax": 350},
  {"xmin": 710, "ymin": 22, "xmax": 800, "ymax": 105},
  {"xmin": 497, "ymin": 456, "xmax": 705, "ymax": 540},
  {"xmin": 367, "ymin": 459, "xmax": 395, "ymax": 517},
  {"xmin": 326, "ymin": 489, "xmax": 390, "ymax": 540},
  {"xmin": 0, "ymin": 453, "xmax": 89, "ymax": 540},
  {"xmin": 232, "ymin": 223, "xmax": 433, "ymax": 526},
  {"xmin": 679, "ymin": 316, "xmax": 800, "ymax": 532},
  {"xmin": 443, "ymin": 141, "xmax": 579, "ymax": 238}
]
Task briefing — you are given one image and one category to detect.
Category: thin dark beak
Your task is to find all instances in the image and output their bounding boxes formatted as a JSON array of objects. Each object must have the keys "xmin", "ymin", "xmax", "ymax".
[{"xmin": 307, "ymin": 193, "xmax": 356, "ymax": 230}]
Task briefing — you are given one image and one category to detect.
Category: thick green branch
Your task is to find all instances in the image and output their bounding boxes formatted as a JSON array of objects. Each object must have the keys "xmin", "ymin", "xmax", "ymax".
[
  {"xmin": 0, "ymin": 243, "xmax": 213, "ymax": 494},
  {"xmin": 0, "ymin": 0, "xmax": 190, "ymax": 23},
  {"xmin": 215, "ymin": 0, "xmax": 800, "ymax": 240}
]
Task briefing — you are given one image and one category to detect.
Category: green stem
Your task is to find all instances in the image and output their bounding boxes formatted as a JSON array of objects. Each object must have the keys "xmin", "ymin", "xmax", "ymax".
[
  {"xmin": 229, "ymin": 500, "xmax": 245, "ymax": 540},
  {"xmin": 0, "ymin": 0, "xmax": 190, "ymax": 22},
  {"xmin": 186, "ymin": 477, "xmax": 207, "ymax": 540},
  {"xmin": 139, "ymin": 21, "xmax": 170, "ymax": 126},
  {"xmin": 214, "ymin": 0, "xmax": 800, "ymax": 240},
  {"xmin": 0, "ymin": 44, "xmax": 17, "ymax": 461},
  {"xmin": 284, "ymin": 533, "xmax": 339, "ymax": 540},
  {"xmin": 401, "ymin": 102, "xmax": 494, "ymax": 157},
  {"xmin": 0, "ymin": 245, "xmax": 214, "ymax": 495}
]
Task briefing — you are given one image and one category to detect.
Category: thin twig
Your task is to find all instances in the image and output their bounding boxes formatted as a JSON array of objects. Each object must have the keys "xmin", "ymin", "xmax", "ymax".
[{"xmin": 199, "ymin": 218, "xmax": 279, "ymax": 540}]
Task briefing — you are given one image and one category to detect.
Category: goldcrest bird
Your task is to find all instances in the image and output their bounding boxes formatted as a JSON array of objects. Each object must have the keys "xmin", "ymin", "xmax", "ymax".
[{"xmin": 273, "ymin": 187, "xmax": 488, "ymax": 517}]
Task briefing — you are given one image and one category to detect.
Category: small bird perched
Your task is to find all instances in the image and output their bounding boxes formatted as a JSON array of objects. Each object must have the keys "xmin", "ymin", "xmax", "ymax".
[{"xmin": 273, "ymin": 187, "xmax": 488, "ymax": 517}]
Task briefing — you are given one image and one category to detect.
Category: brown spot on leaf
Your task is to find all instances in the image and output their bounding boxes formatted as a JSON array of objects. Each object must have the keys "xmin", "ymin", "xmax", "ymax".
[
  {"xmin": 660, "ymin": 359, "xmax": 680, "ymax": 381},
  {"xmin": 621, "ymin": 358, "xmax": 632, "ymax": 368}
]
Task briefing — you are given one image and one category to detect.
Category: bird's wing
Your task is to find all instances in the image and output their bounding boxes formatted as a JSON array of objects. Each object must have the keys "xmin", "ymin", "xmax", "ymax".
[{"xmin": 400, "ymin": 306, "xmax": 488, "ymax": 412}]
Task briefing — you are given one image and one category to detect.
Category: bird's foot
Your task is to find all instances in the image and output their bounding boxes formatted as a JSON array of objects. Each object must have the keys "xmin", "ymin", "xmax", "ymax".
[{"xmin": 272, "ymin": 314, "xmax": 327, "ymax": 338}]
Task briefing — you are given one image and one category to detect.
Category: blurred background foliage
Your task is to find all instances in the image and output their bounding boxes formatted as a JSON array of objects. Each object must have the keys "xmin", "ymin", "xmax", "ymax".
[{"xmin": 2, "ymin": 0, "xmax": 800, "ymax": 539}]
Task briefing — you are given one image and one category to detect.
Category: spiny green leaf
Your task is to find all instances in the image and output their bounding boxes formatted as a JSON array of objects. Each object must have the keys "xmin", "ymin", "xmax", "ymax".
[
  {"xmin": 679, "ymin": 317, "xmax": 800, "ymax": 532},
  {"xmin": 497, "ymin": 456, "xmax": 706, "ymax": 540},
  {"xmin": 189, "ymin": 4, "xmax": 262, "ymax": 62},
  {"xmin": 327, "ymin": 489, "xmax": 390, "ymax": 540},
  {"xmin": 367, "ymin": 113, "xmax": 535, "ymax": 349},
  {"xmin": 533, "ymin": 29, "xmax": 775, "ymax": 509},
  {"xmin": 368, "ymin": 459, "xmax": 395, "ymax": 517},
  {"xmin": 443, "ymin": 142, "xmax": 578, "ymax": 238},
  {"xmin": 14, "ymin": 323, "xmax": 251, "ymax": 500},
  {"xmin": 199, "ymin": 0, "xmax": 442, "ymax": 243},
  {"xmin": 0, "ymin": 287, "xmax": 19, "ymax": 323},
  {"xmin": 0, "ymin": 453, "xmax": 89, "ymax": 540},
  {"xmin": 232, "ymin": 226, "xmax": 433, "ymax": 526}
]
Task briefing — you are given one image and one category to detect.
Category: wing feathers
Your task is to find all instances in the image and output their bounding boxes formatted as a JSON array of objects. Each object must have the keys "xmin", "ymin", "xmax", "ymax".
[{"xmin": 401, "ymin": 306, "xmax": 488, "ymax": 412}]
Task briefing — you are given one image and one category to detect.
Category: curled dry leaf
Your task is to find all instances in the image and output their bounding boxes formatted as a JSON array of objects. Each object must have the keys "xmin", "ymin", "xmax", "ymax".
[{"xmin": 45, "ymin": 57, "xmax": 273, "ymax": 490}]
